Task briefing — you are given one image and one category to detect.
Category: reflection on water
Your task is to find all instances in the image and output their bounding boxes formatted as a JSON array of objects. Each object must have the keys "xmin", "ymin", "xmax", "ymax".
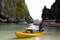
[{"xmin": 0, "ymin": 23, "xmax": 60, "ymax": 40}]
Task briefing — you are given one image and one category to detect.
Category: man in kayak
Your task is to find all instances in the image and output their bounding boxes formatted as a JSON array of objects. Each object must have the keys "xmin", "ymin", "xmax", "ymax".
[
  {"xmin": 25, "ymin": 21, "xmax": 45, "ymax": 33},
  {"xmin": 38, "ymin": 21, "xmax": 45, "ymax": 32}
]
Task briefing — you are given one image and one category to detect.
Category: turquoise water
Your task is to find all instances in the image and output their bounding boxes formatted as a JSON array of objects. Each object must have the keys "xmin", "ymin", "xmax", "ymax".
[
  {"xmin": 0, "ymin": 23, "xmax": 60, "ymax": 40},
  {"xmin": 0, "ymin": 23, "xmax": 28, "ymax": 31}
]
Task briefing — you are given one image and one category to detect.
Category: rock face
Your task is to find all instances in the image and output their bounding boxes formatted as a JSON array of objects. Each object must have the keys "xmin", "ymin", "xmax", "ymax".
[
  {"xmin": 42, "ymin": 0, "xmax": 60, "ymax": 23},
  {"xmin": 0, "ymin": 0, "xmax": 33, "ymax": 23}
]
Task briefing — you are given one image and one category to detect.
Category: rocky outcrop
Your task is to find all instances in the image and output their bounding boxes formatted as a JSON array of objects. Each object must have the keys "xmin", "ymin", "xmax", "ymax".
[
  {"xmin": 0, "ymin": 0, "xmax": 33, "ymax": 23},
  {"xmin": 42, "ymin": 0, "xmax": 60, "ymax": 23}
]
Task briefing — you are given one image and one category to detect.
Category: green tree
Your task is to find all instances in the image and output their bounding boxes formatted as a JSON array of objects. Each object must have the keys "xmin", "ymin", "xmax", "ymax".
[
  {"xmin": 4, "ymin": 0, "xmax": 32, "ymax": 21},
  {"xmin": 4, "ymin": 0, "xmax": 13, "ymax": 17}
]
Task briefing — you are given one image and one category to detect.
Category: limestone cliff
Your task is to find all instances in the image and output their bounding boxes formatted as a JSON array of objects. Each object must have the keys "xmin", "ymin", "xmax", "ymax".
[
  {"xmin": 42, "ymin": 0, "xmax": 60, "ymax": 23},
  {"xmin": 0, "ymin": 0, "xmax": 33, "ymax": 23}
]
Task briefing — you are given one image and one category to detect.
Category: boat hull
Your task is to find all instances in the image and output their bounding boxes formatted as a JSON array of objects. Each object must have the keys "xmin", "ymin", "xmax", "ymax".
[{"xmin": 15, "ymin": 31, "xmax": 45, "ymax": 38}]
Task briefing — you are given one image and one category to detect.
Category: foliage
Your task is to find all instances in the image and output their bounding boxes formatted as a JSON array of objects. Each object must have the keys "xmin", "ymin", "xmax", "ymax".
[
  {"xmin": 4, "ymin": 0, "xmax": 32, "ymax": 20},
  {"xmin": 4, "ymin": 0, "xmax": 13, "ymax": 17}
]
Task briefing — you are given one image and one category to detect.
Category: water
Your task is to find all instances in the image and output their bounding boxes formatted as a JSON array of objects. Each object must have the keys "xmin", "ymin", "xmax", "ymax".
[{"xmin": 0, "ymin": 23, "xmax": 60, "ymax": 40}]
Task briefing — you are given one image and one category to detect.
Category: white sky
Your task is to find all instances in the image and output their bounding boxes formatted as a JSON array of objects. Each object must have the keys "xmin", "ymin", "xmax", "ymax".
[{"xmin": 25, "ymin": 0, "xmax": 55, "ymax": 20}]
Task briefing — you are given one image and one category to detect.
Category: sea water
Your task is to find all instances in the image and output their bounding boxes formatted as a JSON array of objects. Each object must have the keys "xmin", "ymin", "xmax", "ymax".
[{"xmin": 0, "ymin": 23, "xmax": 60, "ymax": 40}]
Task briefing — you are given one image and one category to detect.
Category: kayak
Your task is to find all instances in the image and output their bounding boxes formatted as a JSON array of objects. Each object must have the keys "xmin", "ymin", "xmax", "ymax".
[{"xmin": 15, "ymin": 31, "xmax": 45, "ymax": 38}]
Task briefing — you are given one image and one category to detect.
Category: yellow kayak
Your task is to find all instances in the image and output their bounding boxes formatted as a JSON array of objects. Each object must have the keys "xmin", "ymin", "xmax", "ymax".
[{"xmin": 15, "ymin": 31, "xmax": 45, "ymax": 38}]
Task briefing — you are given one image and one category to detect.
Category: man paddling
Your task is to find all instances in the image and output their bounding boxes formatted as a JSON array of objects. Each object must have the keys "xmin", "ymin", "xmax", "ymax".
[{"xmin": 38, "ymin": 21, "xmax": 45, "ymax": 32}]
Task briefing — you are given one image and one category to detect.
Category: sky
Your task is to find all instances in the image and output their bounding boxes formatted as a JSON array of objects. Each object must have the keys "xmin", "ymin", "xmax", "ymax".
[{"xmin": 25, "ymin": 0, "xmax": 55, "ymax": 20}]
